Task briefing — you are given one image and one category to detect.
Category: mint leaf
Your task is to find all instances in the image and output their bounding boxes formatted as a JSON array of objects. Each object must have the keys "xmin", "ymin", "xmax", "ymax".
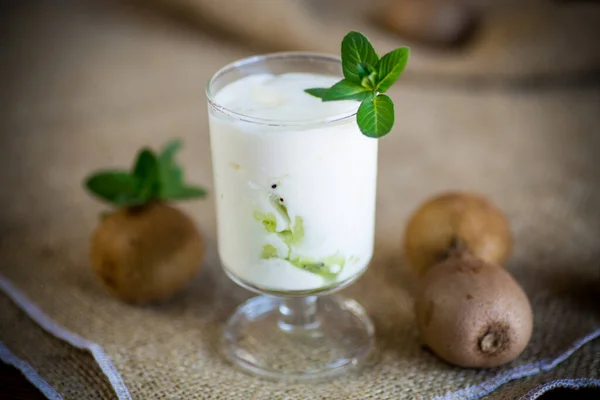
[
  {"xmin": 84, "ymin": 139, "xmax": 207, "ymax": 208},
  {"xmin": 303, "ymin": 31, "xmax": 409, "ymax": 139},
  {"xmin": 133, "ymin": 149, "xmax": 157, "ymax": 179},
  {"xmin": 304, "ymin": 88, "xmax": 329, "ymax": 99},
  {"xmin": 158, "ymin": 139, "xmax": 184, "ymax": 198},
  {"xmin": 375, "ymin": 47, "xmax": 410, "ymax": 93},
  {"xmin": 321, "ymin": 79, "xmax": 375, "ymax": 102},
  {"xmin": 357, "ymin": 62, "xmax": 378, "ymax": 89},
  {"xmin": 133, "ymin": 148, "xmax": 160, "ymax": 200},
  {"xmin": 157, "ymin": 139, "xmax": 207, "ymax": 201},
  {"xmin": 164, "ymin": 185, "xmax": 207, "ymax": 200},
  {"xmin": 357, "ymin": 62, "xmax": 374, "ymax": 80},
  {"xmin": 85, "ymin": 171, "xmax": 147, "ymax": 206},
  {"xmin": 341, "ymin": 31, "xmax": 379, "ymax": 84},
  {"xmin": 160, "ymin": 139, "xmax": 182, "ymax": 163},
  {"xmin": 356, "ymin": 94, "xmax": 395, "ymax": 138},
  {"xmin": 362, "ymin": 74, "xmax": 378, "ymax": 90}
]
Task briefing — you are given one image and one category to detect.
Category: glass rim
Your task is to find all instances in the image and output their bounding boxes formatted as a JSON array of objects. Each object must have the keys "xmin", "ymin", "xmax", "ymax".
[{"xmin": 205, "ymin": 51, "xmax": 358, "ymax": 127}]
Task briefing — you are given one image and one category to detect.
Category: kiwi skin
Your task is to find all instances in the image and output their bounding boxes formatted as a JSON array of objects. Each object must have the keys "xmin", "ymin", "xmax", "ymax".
[
  {"xmin": 90, "ymin": 202, "xmax": 204, "ymax": 304},
  {"xmin": 415, "ymin": 255, "xmax": 533, "ymax": 368},
  {"xmin": 404, "ymin": 192, "xmax": 512, "ymax": 278}
]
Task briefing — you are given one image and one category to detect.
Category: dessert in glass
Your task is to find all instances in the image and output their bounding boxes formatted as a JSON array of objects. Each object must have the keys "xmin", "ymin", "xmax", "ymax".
[{"xmin": 206, "ymin": 52, "xmax": 377, "ymax": 381}]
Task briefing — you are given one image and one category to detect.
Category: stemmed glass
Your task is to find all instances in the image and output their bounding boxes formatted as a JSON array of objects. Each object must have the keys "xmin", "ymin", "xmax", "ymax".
[{"xmin": 206, "ymin": 52, "xmax": 378, "ymax": 381}]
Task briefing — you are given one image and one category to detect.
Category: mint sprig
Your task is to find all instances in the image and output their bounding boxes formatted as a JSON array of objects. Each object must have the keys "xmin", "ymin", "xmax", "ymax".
[
  {"xmin": 321, "ymin": 80, "xmax": 374, "ymax": 102},
  {"xmin": 84, "ymin": 139, "xmax": 207, "ymax": 207},
  {"xmin": 305, "ymin": 31, "xmax": 409, "ymax": 138}
]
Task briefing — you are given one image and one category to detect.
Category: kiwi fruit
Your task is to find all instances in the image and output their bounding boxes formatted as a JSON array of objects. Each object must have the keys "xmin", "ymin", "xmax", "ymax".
[
  {"xmin": 379, "ymin": 0, "xmax": 479, "ymax": 48},
  {"xmin": 415, "ymin": 255, "xmax": 533, "ymax": 368},
  {"xmin": 403, "ymin": 192, "xmax": 512, "ymax": 277},
  {"xmin": 90, "ymin": 202, "xmax": 204, "ymax": 304}
]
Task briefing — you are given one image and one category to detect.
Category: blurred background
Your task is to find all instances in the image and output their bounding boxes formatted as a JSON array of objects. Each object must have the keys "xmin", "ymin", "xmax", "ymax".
[{"xmin": 1, "ymin": 0, "xmax": 599, "ymax": 398}]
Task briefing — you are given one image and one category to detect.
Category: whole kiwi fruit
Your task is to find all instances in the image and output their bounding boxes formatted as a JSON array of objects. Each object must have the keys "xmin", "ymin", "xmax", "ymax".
[
  {"xmin": 379, "ymin": 0, "xmax": 479, "ymax": 48},
  {"xmin": 91, "ymin": 202, "xmax": 204, "ymax": 304},
  {"xmin": 404, "ymin": 192, "xmax": 512, "ymax": 277},
  {"xmin": 415, "ymin": 255, "xmax": 533, "ymax": 368}
]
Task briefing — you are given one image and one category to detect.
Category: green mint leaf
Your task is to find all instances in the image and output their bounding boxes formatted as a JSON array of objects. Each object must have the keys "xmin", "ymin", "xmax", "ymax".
[
  {"xmin": 357, "ymin": 63, "xmax": 378, "ymax": 90},
  {"xmin": 356, "ymin": 94, "xmax": 395, "ymax": 138},
  {"xmin": 321, "ymin": 79, "xmax": 375, "ymax": 102},
  {"xmin": 133, "ymin": 148, "xmax": 157, "ymax": 178},
  {"xmin": 361, "ymin": 73, "xmax": 379, "ymax": 90},
  {"xmin": 304, "ymin": 88, "xmax": 329, "ymax": 99},
  {"xmin": 161, "ymin": 139, "xmax": 182, "ymax": 157},
  {"xmin": 341, "ymin": 31, "xmax": 379, "ymax": 84},
  {"xmin": 84, "ymin": 139, "xmax": 207, "ymax": 207},
  {"xmin": 375, "ymin": 47, "xmax": 410, "ymax": 93},
  {"xmin": 132, "ymin": 148, "xmax": 160, "ymax": 200},
  {"xmin": 158, "ymin": 140, "xmax": 184, "ymax": 198},
  {"xmin": 357, "ymin": 62, "xmax": 374, "ymax": 80},
  {"xmin": 163, "ymin": 185, "xmax": 207, "ymax": 201},
  {"xmin": 157, "ymin": 139, "xmax": 207, "ymax": 201},
  {"xmin": 302, "ymin": 31, "xmax": 409, "ymax": 138},
  {"xmin": 85, "ymin": 171, "xmax": 147, "ymax": 206}
]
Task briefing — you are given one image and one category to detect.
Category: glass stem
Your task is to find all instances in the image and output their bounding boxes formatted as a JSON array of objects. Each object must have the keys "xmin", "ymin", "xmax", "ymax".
[{"xmin": 278, "ymin": 296, "xmax": 319, "ymax": 332}]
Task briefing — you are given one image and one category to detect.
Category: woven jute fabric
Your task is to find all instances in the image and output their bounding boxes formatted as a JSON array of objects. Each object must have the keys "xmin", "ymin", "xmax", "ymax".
[
  {"xmin": 1, "ymin": 1, "xmax": 599, "ymax": 399},
  {"xmin": 0, "ymin": 293, "xmax": 117, "ymax": 400}
]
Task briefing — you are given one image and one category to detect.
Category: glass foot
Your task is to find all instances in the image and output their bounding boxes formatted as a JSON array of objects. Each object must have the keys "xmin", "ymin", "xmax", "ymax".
[{"xmin": 222, "ymin": 295, "xmax": 375, "ymax": 382}]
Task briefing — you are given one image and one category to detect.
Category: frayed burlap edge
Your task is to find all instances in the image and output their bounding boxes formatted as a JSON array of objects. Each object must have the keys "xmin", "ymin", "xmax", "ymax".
[{"xmin": 0, "ymin": 274, "xmax": 132, "ymax": 400}]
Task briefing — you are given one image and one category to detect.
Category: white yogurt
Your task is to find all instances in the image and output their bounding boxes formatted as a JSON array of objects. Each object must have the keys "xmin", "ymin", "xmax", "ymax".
[{"xmin": 208, "ymin": 73, "xmax": 378, "ymax": 292}]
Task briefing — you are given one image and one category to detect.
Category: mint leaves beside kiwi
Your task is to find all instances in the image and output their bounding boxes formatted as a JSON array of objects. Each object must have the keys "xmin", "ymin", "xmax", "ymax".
[
  {"xmin": 85, "ymin": 139, "xmax": 207, "ymax": 207},
  {"xmin": 305, "ymin": 31, "xmax": 410, "ymax": 138},
  {"xmin": 85, "ymin": 140, "xmax": 206, "ymax": 304}
]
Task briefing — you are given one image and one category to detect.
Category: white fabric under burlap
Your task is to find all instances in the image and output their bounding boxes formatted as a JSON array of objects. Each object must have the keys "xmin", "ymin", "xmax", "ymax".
[{"xmin": 0, "ymin": 1, "xmax": 599, "ymax": 399}]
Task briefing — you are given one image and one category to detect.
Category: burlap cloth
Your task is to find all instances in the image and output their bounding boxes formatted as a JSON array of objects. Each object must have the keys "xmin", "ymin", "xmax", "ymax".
[{"xmin": 1, "ymin": 1, "xmax": 599, "ymax": 399}]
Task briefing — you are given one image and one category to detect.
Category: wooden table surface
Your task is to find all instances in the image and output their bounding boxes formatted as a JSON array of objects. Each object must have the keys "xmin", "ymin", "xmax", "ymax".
[{"xmin": 0, "ymin": 361, "xmax": 598, "ymax": 399}]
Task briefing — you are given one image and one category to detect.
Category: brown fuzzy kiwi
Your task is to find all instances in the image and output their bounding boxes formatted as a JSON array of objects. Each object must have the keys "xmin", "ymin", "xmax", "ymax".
[
  {"xmin": 378, "ymin": 0, "xmax": 479, "ymax": 48},
  {"xmin": 403, "ymin": 192, "xmax": 512, "ymax": 277},
  {"xmin": 415, "ymin": 255, "xmax": 533, "ymax": 368},
  {"xmin": 90, "ymin": 202, "xmax": 204, "ymax": 304}
]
